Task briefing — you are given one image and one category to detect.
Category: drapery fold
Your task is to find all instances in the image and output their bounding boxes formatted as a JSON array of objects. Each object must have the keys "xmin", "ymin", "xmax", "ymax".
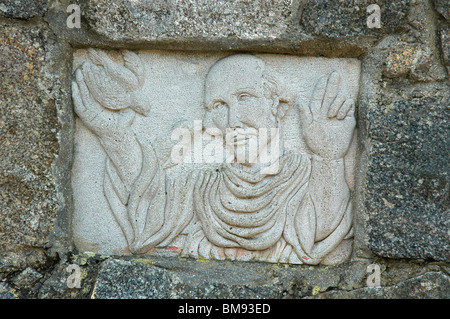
[{"xmin": 103, "ymin": 136, "xmax": 353, "ymax": 264}]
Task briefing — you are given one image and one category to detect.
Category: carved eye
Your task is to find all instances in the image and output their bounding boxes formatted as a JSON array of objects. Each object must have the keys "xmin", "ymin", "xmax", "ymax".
[
  {"xmin": 237, "ymin": 93, "xmax": 255, "ymax": 102},
  {"xmin": 211, "ymin": 101, "xmax": 227, "ymax": 109}
]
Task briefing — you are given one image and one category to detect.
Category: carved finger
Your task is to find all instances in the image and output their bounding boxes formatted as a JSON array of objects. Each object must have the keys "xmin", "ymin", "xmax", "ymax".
[
  {"xmin": 295, "ymin": 98, "xmax": 313, "ymax": 125},
  {"xmin": 72, "ymin": 80, "xmax": 86, "ymax": 117},
  {"xmin": 75, "ymin": 67, "xmax": 94, "ymax": 111},
  {"xmin": 337, "ymin": 99, "xmax": 355, "ymax": 120},
  {"xmin": 327, "ymin": 93, "xmax": 346, "ymax": 118},
  {"xmin": 76, "ymin": 66, "xmax": 107, "ymax": 123},
  {"xmin": 323, "ymin": 71, "xmax": 341, "ymax": 113},
  {"xmin": 87, "ymin": 64, "xmax": 108, "ymax": 94},
  {"xmin": 83, "ymin": 63, "xmax": 99, "ymax": 90},
  {"xmin": 347, "ymin": 102, "xmax": 355, "ymax": 118},
  {"xmin": 72, "ymin": 78, "xmax": 101, "ymax": 127},
  {"xmin": 310, "ymin": 76, "xmax": 327, "ymax": 115}
]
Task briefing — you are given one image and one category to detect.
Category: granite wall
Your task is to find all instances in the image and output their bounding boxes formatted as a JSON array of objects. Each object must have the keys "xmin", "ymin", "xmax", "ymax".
[{"xmin": 0, "ymin": 0, "xmax": 448, "ymax": 299}]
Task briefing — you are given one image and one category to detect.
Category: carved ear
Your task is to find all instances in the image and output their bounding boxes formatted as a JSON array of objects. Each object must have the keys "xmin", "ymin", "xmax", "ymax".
[{"xmin": 273, "ymin": 97, "xmax": 291, "ymax": 120}]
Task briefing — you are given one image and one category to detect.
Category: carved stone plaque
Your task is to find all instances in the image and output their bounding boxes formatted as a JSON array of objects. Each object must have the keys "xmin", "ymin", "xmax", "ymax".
[{"xmin": 72, "ymin": 50, "xmax": 360, "ymax": 265}]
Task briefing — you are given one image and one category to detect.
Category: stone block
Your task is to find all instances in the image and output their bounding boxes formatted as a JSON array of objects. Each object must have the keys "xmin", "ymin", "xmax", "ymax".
[
  {"xmin": 313, "ymin": 271, "xmax": 450, "ymax": 299},
  {"xmin": 440, "ymin": 25, "xmax": 450, "ymax": 74},
  {"xmin": 0, "ymin": 24, "xmax": 66, "ymax": 251},
  {"xmin": 300, "ymin": 0, "xmax": 411, "ymax": 38},
  {"xmin": 362, "ymin": 86, "xmax": 449, "ymax": 261},
  {"xmin": 76, "ymin": 0, "xmax": 410, "ymax": 55},
  {"xmin": 0, "ymin": 0, "xmax": 49, "ymax": 19},
  {"xmin": 80, "ymin": 0, "xmax": 302, "ymax": 43}
]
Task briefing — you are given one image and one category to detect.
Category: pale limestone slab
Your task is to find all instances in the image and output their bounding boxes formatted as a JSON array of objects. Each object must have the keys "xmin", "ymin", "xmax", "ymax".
[{"xmin": 72, "ymin": 50, "xmax": 360, "ymax": 265}]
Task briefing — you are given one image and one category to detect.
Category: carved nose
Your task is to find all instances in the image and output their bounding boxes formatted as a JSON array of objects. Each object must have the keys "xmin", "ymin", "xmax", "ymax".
[{"xmin": 228, "ymin": 100, "xmax": 243, "ymax": 128}]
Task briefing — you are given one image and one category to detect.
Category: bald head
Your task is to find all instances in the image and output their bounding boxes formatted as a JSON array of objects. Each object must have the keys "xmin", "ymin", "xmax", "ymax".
[{"xmin": 204, "ymin": 54, "xmax": 279, "ymax": 110}]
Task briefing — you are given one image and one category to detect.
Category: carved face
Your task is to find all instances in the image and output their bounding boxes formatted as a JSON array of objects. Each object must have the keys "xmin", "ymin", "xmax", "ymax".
[
  {"xmin": 203, "ymin": 54, "xmax": 279, "ymax": 132},
  {"xmin": 202, "ymin": 55, "xmax": 281, "ymax": 164}
]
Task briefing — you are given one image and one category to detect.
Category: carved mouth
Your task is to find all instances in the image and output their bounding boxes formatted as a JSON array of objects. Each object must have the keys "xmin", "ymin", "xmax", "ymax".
[{"xmin": 228, "ymin": 127, "xmax": 258, "ymax": 146}]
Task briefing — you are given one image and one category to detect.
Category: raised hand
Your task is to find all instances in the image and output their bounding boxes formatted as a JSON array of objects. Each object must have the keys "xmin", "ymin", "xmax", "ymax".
[
  {"xmin": 296, "ymin": 71, "xmax": 356, "ymax": 160},
  {"xmin": 73, "ymin": 60, "xmax": 144, "ymax": 191},
  {"xmin": 72, "ymin": 62, "xmax": 136, "ymax": 137}
]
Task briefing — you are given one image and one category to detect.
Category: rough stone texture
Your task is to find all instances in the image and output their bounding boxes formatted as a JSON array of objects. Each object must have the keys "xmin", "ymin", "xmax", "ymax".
[
  {"xmin": 434, "ymin": 0, "xmax": 449, "ymax": 20},
  {"xmin": 34, "ymin": 254, "xmax": 447, "ymax": 299},
  {"xmin": 0, "ymin": 19, "xmax": 74, "ymax": 285},
  {"xmin": 0, "ymin": 24, "xmax": 60, "ymax": 247},
  {"xmin": 75, "ymin": 0, "xmax": 410, "ymax": 56},
  {"xmin": 381, "ymin": 0, "xmax": 447, "ymax": 82},
  {"xmin": 354, "ymin": 0, "xmax": 450, "ymax": 262},
  {"xmin": 92, "ymin": 257, "xmax": 327, "ymax": 299},
  {"xmin": 0, "ymin": 282, "xmax": 18, "ymax": 299},
  {"xmin": 300, "ymin": 0, "xmax": 411, "ymax": 37},
  {"xmin": 364, "ymin": 89, "xmax": 450, "ymax": 260},
  {"xmin": 0, "ymin": 245, "xmax": 49, "ymax": 280},
  {"xmin": 81, "ymin": 0, "xmax": 303, "ymax": 41},
  {"xmin": 313, "ymin": 271, "xmax": 450, "ymax": 299},
  {"xmin": 439, "ymin": 24, "xmax": 450, "ymax": 74},
  {"xmin": 37, "ymin": 252, "xmax": 104, "ymax": 299},
  {"xmin": 10, "ymin": 267, "xmax": 43, "ymax": 289},
  {"xmin": 0, "ymin": 0, "xmax": 49, "ymax": 20}
]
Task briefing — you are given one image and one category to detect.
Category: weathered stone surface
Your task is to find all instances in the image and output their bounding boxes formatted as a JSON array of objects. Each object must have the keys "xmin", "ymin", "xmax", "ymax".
[
  {"xmin": 81, "ymin": 0, "xmax": 303, "ymax": 43},
  {"xmin": 0, "ymin": 282, "xmax": 18, "ymax": 299},
  {"xmin": 300, "ymin": 0, "xmax": 410, "ymax": 38},
  {"xmin": 75, "ymin": 0, "xmax": 411, "ymax": 56},
  {"xmin": 92, "ymin": 258, "xmax": 284, "ymax": 299},
  {"xmin": 11, "ymin": 267, "xmax": 43, "ymax": 289},
  {"xmin": 0, "ymin": 0, "xmax": 49, "ymax": 19},
  {"xmin": 35, "ymin": 253, "xmax": 373, "ymax": 299},
  {"xmin": 381, "ymin": 0, "xmax": 447, "ymax": 82},
  {"xmin": 0, "ymin": 24, "xmax": 61, "ymax": 249},
  {"xmin": 434, "ymin": 0, "xmax": 449, "ymax": 20},
  {"xmin": 440, "ymin": 25, "xmax": 450, "ymax": 74},
  {"xmin": 362, "ymin": 82, "xmax": 449, "ymax": 261},
  {"xmin": 92, "ymin": 257, "xmax": 330, "ymax": 299},
  {"xmin": 351, "ymin": 1, "xmax": 449, "ymax": 261},
  {"xmin": 383, "ymin": 44, "xmax": 425, "ymax": 78},
  {"xmin": 0, "ymin": 244, "xmax": 49, "ymax": 280},
  {"xmin": 0, "ymin": 20, "xmax": 74, "ymax": 284},
  {"xmin": 87, "ymin": 256, "xmax": 449, "ymax": 299},
  {"xmin": 313, "ymin": 271, "xmax": 450, "ymax": 299},
  {"xmin": 37, "ymin": 252, "xmax": 104, "ymax": 299}
]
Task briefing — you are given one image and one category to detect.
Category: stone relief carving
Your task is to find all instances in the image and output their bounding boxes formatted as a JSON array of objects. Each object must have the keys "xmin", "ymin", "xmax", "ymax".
[{"xmin": 72, "ymin": 50, "xmax": 360, "ymax": 265}]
